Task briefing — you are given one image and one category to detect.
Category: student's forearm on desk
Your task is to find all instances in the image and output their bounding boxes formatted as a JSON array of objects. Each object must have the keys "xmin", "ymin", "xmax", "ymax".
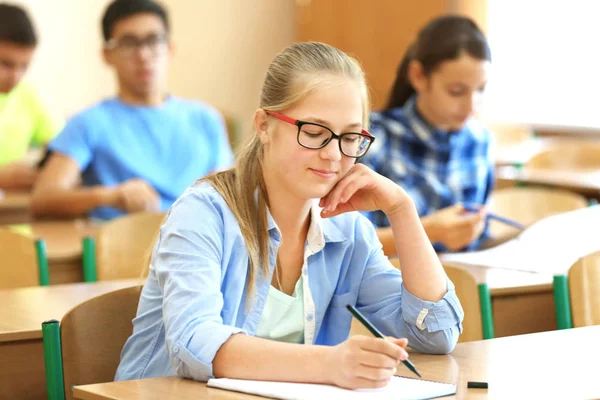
[
  {"xmin": 213, "ymin": 334, "xmax": 330, "ymax": 383},
  {"xmin": 0, "ymin": 165, "xmax": 37, "ymax": 190},
  {"xmin": 31, "ymin": 186, "xmax": 117, "ymax": 217},
  {"xmin": 0, "ymin": 169, "xmax": 15, "ymax": 189},
  {"xmin": 387, "ymin": 203, "xmax": 447, "ymax": 302}
]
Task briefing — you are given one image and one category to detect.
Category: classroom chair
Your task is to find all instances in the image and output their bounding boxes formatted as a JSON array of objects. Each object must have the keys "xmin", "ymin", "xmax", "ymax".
[
  {"xmin": 526, "ymin": 144, "xmax": 600, "ymax": 170},
  {"xmin": 552, "ymin": 250, "xmax": 600, "ymax": 331},
  {"xmin": 350, "ymin": 258, "xmax": 491, "ymax": 342},
  {"xmin": 488, "ymin": 187, "xmax": 588, "ymax": 239},
  {"xmin": 42, "ymin": 286, "xmax": 141, "ymax": 400},
  {"xmin": 443, "ymin": 263, "xmax": 488, "ymax": 342},
  {"xmin": 0, "ymin": 228, "xmax": 49, "ymax": 288},
  {"xmin": 82, "ymin": 212, "xmax": 165, "ymax": 282},
  {"xmin": 569, "ymin": 250, "xmax": 600, "ymax": 327}
]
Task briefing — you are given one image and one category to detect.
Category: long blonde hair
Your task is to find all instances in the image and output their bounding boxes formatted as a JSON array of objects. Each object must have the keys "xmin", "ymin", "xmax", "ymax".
[
  {"xmin": 206, "ymin": 42, "xmax": 370, "ymax": 301},
  {"xmin": 145, "ymin": 42, "xmax": 370, "ymax": 298}
]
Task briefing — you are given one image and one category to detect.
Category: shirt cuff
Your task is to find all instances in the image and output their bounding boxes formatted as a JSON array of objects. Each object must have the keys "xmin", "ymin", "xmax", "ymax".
[
  {"xmin": 170, "ymin": 322, "xmax": 247, "ymax": 381},
  {"xmin": 401, "ymin": 278, "xmax": 464, "ymax": 333}
]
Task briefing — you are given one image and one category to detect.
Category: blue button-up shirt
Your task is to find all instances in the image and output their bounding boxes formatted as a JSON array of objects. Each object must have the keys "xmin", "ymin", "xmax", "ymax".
[
  {"xmin": 361, "ymin": 96, "xmax": 494, "ymax": 252},
  {"xmin": 115, "ymin": 183, "xmax": 464, "ymax": 382}
]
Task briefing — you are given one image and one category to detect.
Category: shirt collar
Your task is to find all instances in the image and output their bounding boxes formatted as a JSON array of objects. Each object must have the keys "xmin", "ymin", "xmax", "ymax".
[{"xmin": 404, "ymin": 95, "xmax": 435, "ymax": 143}]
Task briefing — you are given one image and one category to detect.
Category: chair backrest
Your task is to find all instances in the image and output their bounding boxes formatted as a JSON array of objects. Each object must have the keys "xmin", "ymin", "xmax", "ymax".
[
  {"xmin": 488, "ymin": 187, "xmax": 588, "ymax": 238},
  {"xmin": 526, "ymin": 145, "xmax": 600, "ymax": 170},
  {"xmin": 350, "ymin": 258, "xmax": 482, "ymax": 342},
  {"xmin": 95, "ymin": 212, "xmax": 165, "ymax": 281},
  {"xmin": 569, "ymin": 251, "xmax": 600, "ymax": 327},
  {"xmin": 443, "ymin": 264, "xmax": 483, "ymax": 342},
  {"xmin": 0, "ymin": 228, "xmax": 40, "ymax": 288},
  {"xmin": 61, "ymin": 286, "xmax": 141, "ymax": 400}
]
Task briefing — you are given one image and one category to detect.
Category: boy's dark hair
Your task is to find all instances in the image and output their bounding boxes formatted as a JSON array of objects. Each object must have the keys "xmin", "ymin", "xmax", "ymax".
[
  {"xmin": 0, "ymin": 3, "xmax": 37, "ymax": 46},
  {"xmin": 101, "ymin": 0, "xmax": 169, "ymax": 41}
]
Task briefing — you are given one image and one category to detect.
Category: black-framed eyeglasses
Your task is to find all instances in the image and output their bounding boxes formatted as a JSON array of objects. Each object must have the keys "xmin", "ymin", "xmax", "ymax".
[
  {"xmin": 105, "ymin": 34, "xmax": 169, "ymax": 58},
  {"xmin": 265, "ymin": 110, "xmax": 375, "ymax": 158}
]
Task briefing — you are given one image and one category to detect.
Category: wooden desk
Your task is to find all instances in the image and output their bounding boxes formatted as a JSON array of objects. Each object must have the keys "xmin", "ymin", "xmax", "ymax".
[
  {"xmin": 8, "ymin": 219, "xmax": 95, "ymax": 284},
  {"xmin": 0, "ymin": 279, "xmax": 138, "ymax": 400},
  {"xmin": 72, "ymin": 326, "xmax": 600, "ymax": 399},
  {"xmin": 0, "ymin": 191, "xmax": 31, "ymax": 225},
  {"xmin": 496, "ymin": 165, "xmax": 600, "ymax": 196},
  {"xmin": 493, "ymin": 137, "xmax": 598, "ymax": 167}
]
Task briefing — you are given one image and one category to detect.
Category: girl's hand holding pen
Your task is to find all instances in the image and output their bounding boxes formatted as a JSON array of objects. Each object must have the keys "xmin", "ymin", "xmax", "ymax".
[{"xmin": 324, "ymin": 335, "xmax": 409, "ymax": 390}]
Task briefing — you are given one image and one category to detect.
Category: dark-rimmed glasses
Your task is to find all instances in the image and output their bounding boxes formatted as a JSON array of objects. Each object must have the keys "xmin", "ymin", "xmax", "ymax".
[
  {"xmin": 265, "ymin": 110, "xmax": 374, "ymax": 158},
  {"xmin": 105, "ymin": 34, "xmax": 168, "ymax": 58}
]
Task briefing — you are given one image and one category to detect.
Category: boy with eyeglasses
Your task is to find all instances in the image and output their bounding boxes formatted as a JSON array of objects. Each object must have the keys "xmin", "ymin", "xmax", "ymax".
[
  {"xmin": 33, "ymin": 0, "xmax": 233, "ymax": 220},
  {"xmin": 0, "ymin": 3, "xmax": 62, "ymax": 190}
]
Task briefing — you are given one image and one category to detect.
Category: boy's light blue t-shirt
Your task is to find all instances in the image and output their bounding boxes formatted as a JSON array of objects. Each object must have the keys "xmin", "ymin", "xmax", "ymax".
[{"xmin": 49, "ymin": 97, "xmax": 234, "ymax": 220}]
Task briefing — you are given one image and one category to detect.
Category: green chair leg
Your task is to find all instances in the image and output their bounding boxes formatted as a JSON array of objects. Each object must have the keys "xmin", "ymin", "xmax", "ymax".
[
  {"xmin": 42, "ymin": 320, "xmax": 65, "ymax": 400},
  {"xmin": 35, "ymin": 239, "xmax": 50, "ymax": 286},
  {"xmin": 82, "ymin": 236, "xmax": 97, "ymax": 282},
  {"xmin": 553, "ymin": 275, "xmax": 573, "ymax": 330},
  {"xmin": 478, "ymin": 283, "xmax": 495, "ymax": 339},
  {"xmin": 513, "ymin": 163, "xmax": 527, "ymax": 188}
]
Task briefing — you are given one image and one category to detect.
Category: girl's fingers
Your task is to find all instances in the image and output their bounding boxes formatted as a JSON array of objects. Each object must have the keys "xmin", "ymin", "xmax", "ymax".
[
  {"xmin": 359, "ymin": 349, "xmax": 400, "ymax": 369},
  {"xmin": 324, "ymin": 169, "xmax": 360, "ymax": 211},
  {"xmin": 354, "ymin": 364, "xmax": 397, "ymax": 382},
  {"xmin": 386, "ymin": 337, "xmax": 409, "ymax": 349},
  {"xmin": 321, "ymin": 202, "xmax": 354, "ymax": 218},
  {"xmin": 328, "ymin": 179, "xmax": 369, "ymax": 216},
  {"xmin": 339, "ymin": 173, "xmax": 372, "ymax": 204}
]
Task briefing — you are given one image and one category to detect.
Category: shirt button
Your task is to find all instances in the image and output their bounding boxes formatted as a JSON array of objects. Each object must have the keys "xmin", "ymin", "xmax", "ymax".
[
  {"xmin": 302, "ymin": 268, "xmax": 308, "ymax": 276},
  {"xmin": 172, "ymin": 345, "xmax": 180, "ymax": 354},
  {"xmin": 416, "ymin": 309, "xmax": 428, "ymax": 330},
  {"xmin": 307, "ymin": 313, "xmax": 314, "ymax": 321}
]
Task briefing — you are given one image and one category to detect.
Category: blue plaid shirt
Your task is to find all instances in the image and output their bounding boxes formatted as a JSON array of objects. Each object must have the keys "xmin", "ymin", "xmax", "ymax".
[{"xmin": 361, "ymin": 96, "xmax": 494, "ymax": 252}]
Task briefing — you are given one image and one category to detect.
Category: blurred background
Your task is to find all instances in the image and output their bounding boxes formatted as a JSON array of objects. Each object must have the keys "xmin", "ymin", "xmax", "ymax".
[{"xmin": 15, "ymin": 0, "xmax": 600, "ymax": 140}]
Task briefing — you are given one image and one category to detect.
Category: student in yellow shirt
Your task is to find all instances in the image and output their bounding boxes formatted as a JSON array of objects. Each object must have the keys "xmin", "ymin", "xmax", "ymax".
[{"xmin": 0, "ymin": 3, "xmax": 61, "ymax": 189}]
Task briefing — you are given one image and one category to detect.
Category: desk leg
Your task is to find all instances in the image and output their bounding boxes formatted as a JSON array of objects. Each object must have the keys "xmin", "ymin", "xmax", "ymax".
[
  {"xmin": 553, "ymin": 275, "xmax": 573, "ymax": 330},
  {"xmin": 42, "ymin": 320, "xmax": 65, "ymax": 400},
  {"xmin": 478, "ymin": 283, "xmax": 494, "ymax": 339}
]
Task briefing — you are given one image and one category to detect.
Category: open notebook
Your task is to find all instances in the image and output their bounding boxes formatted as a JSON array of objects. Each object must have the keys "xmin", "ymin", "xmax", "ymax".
[
  {"xmin": 207, "ymin": 376, "xmax": 456, "ymax": 400},
  {"xmin": 441, "ymin": 206, "xmax": 600, "ymax": 274}
]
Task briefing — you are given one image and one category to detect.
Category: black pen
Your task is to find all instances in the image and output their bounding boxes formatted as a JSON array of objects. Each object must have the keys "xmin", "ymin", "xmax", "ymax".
[{"xmin": 346, "ymin": 304, "xmax": 422, "ymax": 378}]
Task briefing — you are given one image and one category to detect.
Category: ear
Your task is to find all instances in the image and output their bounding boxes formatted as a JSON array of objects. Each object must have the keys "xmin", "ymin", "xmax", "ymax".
[
  {"xmin": 407, "ymin": 60, "xmax": 428, "ymax": 93},
  {"xmin": 102, "ymin": 47, "xmax": 114, "ymax": 67},
  {"xmin": 254, "ymin": 109, "xmax": 270, "ymax": 144},
  {"xmin": 167, "ymin": 40, "xmax": 175, "ymax": 60}
]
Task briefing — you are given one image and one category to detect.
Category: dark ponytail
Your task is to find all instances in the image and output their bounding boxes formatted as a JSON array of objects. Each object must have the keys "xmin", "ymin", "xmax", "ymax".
[{"xmin": 385, "ymin": 15, "xmax": 491, "ymax": 111}]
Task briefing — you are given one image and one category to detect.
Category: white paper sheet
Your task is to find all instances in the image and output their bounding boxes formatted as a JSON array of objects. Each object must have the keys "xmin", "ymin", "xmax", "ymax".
[
  {"xmin": 441, "ymin": 206, "xmax": 600, "ymax": 274},
  {"xmin": 207, "ymin": 376, "xmax": 456, "ymax": 400}
]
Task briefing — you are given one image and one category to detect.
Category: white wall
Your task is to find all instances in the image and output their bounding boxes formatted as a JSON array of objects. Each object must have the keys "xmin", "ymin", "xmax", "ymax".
[
  {"xmin": 13, "ymin": 0, "xmax": 296, "ymax": 134},
  {"xmin": 484, "ymin": 0, "xmax": 600, "ymax": 129},
  {"xmin": 12, "ymin": 0, "xmax": 114, "ymax": 119}
]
